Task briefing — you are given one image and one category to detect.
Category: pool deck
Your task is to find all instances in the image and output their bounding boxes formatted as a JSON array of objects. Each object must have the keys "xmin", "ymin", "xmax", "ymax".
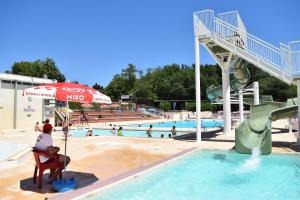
[{"xmin": 0, "ymin": 119, "xmax": 299, "ymax": 200}]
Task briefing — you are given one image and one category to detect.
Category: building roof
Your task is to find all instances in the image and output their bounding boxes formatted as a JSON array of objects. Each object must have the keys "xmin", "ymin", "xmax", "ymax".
[{"xmin": 0, "ymin": 73, "xmax": 56, "ymax": 84}]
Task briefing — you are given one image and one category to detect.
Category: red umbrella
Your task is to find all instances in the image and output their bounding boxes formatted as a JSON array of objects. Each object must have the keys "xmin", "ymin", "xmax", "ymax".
[{"xmin": 23, "ymin": 82, "xmax": 111, "ymax": 104}]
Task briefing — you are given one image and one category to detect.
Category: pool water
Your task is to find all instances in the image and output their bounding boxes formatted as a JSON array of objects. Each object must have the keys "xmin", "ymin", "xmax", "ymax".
[
  {"xmin": 0, "ymin": 141, "xmax": 28, "ymax": 161},
  {"xmin": 129, "ymin": 120, "xmax": 224, "ymax": 129},
  {"xmin": 70, "ymin": 129, "xmax": 184, "ymax": 138},
  {"xmin": 87, "ymin": 150, "xmax": 300, "ymax": 200}
]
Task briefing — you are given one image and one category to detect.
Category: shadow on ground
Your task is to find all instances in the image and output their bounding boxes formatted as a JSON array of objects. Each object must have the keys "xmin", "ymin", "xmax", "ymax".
[
  {"xmin": 176, "ymin": 129, "xmax": 300, "ymax": 152},
  {"xmin": 20, "ymin": 170, "xmax": 99, "ymax": 194},
  {"xmin": 175, "ymin": 128, "xmax": 235, "ymax": 142},
  {"xmin": 272, "ymin": 141, "xmax": 300, "ymax": 152}
]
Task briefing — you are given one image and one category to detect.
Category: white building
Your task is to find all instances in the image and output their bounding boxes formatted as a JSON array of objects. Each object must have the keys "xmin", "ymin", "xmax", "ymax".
[{"xmin": 0, "ymin": 73, "xmax": 56, "ymax": 131}]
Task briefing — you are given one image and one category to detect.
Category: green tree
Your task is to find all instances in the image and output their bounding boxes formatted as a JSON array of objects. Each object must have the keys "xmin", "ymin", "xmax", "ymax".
[
  {"xmin": 105, "ymin": 64, "xmax": 138, "ymax": 99},
  {"xmin": 159, "ymin": 100, "xmax": 171, "ymax": 110},
  {"xmin": 185, "ymin": 102, "xmax": 196, "ymax": 111},
  {"xmin": 69, "ymin": 102, "xmax": 82, "ymax": 110},
  {"xmin": 8, "ymin": 58, "xmax": 65, "ymax": 82},
  {"xmin": 105, "ymin": 75, "xmax": 127, "ymax": 99},
  {"xmin": 92, "ymin": 83, "xmax": 104, "ymax": 92}
]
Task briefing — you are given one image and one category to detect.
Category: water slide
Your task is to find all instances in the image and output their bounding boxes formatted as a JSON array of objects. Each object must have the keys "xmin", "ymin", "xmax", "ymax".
[
  {"xmin": 206, "ymin": 57, "xmax": 250, "ymax": 102},
  {"xmin": 235, "ymin": 99, "xmax": 298, "ymax": 154},
  {"xmin": 206, "ymin": 57, "xmax": 298, "ymax": 155}
]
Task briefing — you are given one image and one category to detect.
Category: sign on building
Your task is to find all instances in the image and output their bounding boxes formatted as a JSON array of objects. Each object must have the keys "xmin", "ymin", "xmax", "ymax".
[{"xmin": 121, "ymin": 95, "xmax": 130, "ymax": 100}]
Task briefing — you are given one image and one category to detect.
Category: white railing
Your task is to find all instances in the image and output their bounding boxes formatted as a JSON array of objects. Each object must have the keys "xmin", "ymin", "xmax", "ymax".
[
  {"xmin": 289, "ymin": 41, "xmax": 300, "ymax": 74},
  {"xmin": 193, "ymin": 10, "xmax": 300, "ymax": 77}
]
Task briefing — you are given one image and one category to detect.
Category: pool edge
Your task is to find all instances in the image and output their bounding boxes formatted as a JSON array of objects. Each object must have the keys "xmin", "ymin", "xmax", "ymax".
[{"xmin": 48, "ymin": 147, "xmax": 198, "ymax": 200}]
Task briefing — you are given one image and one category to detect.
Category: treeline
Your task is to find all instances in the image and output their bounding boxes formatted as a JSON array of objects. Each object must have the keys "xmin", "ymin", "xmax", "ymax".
[
  {"xmin": 104, "ymin": 63, "xmax": 296, "ymax": 103},
  {"xmin": 5, "ymin": 58, "xmax": 297, "ymax": 105}
]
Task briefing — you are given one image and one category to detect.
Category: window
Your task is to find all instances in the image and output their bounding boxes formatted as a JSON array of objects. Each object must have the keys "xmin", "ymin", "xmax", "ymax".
[{"xmin": 1, "ymin": 80, "xmax": 15, "ymax": 89}]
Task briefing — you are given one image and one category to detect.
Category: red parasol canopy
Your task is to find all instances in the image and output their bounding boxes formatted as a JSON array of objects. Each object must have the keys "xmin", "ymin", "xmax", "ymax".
[{"xmin": 23, "ymin": 82, "xmax": 111, "ymax": 104}]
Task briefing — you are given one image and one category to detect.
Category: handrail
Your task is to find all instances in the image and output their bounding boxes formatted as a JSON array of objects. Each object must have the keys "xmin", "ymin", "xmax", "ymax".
[
  {"xmin": 213, "ymin": 19, "xmax": 283, "ymax": 69},
  {"xmin": 215, "ymin": 18, "xmax": 281, "ymax": 54}
]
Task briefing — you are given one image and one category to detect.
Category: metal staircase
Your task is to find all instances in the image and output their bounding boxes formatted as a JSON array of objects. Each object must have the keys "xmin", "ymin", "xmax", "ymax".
[
  {"xmin": 193, "ymin": 10, "xmax": 300, "ymax": 84},
  {"xmin": 55, "ymin": 109, "xmax": 66, "ymax": 121}
]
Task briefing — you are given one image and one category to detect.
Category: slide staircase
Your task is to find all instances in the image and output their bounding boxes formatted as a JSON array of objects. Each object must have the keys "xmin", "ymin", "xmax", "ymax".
[{"xmin": 193, "ymin": 10, "xmax": 300, "ymax": 84}]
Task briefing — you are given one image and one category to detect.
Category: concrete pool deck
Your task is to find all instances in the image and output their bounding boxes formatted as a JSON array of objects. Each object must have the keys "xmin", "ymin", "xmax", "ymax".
[{"xmin": 0, "ymin": 119, "xmax": 299, "ymax": 200}]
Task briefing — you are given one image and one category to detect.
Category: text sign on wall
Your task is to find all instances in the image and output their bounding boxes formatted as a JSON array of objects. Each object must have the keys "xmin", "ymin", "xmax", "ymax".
[{"xmin": 121, "ymin": 95, "xmax": 130, "ymax": 100}]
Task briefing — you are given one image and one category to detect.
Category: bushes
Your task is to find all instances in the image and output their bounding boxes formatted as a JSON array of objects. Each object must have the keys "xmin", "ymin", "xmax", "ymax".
[
  {"xmin": 159, "ymin": 100, "xmax": 171, "ymax": 110},
  {"xmin": 185, "ymin": 101, "xmax": 218, "ymax": 111}
]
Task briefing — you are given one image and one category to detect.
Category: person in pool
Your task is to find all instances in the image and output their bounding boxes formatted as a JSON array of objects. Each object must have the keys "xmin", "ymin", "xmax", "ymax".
[
  {"xmin": 146, "ymin": 125, "xmax": 153, "ymax": 137},
  {"xmin": 117, "ymin": 127, "xmax": 123, "ymax": 136},
  {"xmin": 171, "ymin": 126, "xmax": 176, "ymax": 137},
  {"xmin": 86, "ymin": 129, "xmax": 93, "ymax": 136},
  {"xmin": 112, "ymin": 126, "xmax": 117, "ymax": 134}
]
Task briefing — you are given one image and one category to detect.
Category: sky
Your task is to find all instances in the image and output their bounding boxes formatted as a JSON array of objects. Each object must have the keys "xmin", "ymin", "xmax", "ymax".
[{"xmin": 1, "ymin": 0, "xmax": 300, "ymax": 87}]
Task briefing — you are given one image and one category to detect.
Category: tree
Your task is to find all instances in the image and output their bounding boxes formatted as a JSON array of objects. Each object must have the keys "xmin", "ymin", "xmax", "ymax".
[
  {"xmin": 121, "ymin": 64, "xmax": 137, "ymax": 92},
  {"xmin": 92, "ymin": 83, "xmax": 104, "ymax": 92},
  {"xmin": 159, "ymin": 100, "xmax": 171, "ymax": 110},
  {"xmin": 7, "ymin": 58, "xmax": 65, "ymax": 82},
  {"xmin": 104, "ymin": 62, "xmax": 297, "ymax": 105},
  {"xmin": 185, "ymin": 102, "xmax": 196, "ymax": 111},
  {"xmin": 69, "ymin": 102, "xmax": 82, "ymax": 110},
  {"xmin": 105, "ymin": 75, "xmax": 127, "ymax": 99}
]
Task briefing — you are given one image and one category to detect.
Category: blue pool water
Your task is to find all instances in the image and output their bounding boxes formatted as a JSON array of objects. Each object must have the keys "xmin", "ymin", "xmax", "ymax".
[
  {"xmin": 0, "ymin": 141, "xmax": 28, "ymax": 161},
  {"xmin": 70, "ymin": 129, "xmax": 184, "ymax": 138},
  {"xmin": 129, "ymin": 120, "xmax": 223, "ymax": 129},
  {"xmin": 87, "ymin": 150, "xmax": 300, "ymax": 200}
]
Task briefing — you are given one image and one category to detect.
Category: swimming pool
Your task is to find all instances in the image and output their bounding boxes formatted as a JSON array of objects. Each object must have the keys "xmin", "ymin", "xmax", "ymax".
[
  {"xmin": 0, "ymin": 141, "xmax": 28, "ymax": 161},
  {"xmin": 70, "ymin": 129, "xmax": 186, "ymax": 138},
  {"xmin": 128, "ymin": 119, "xmax": 224, "ymax": 129},
  {"xmin": 83, "ymin": 150, "xmax": 300, "ymax": 200}
]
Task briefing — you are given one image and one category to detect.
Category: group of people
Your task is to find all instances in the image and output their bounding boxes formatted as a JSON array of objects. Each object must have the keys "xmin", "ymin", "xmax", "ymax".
[
  {"xmin": 78, "ymin": 111, "xmax": 89, "ymax": 127},
  {"xmin": 111, "ymin": 124, "xmax": 123, "ymax": 136},
  {"xmin": 146, "ymin": 125, "xmax": 177, "ymax": 138},
  {"xmin": 34, "ymin": 120, "xmax": 71, "ymax": 183}
]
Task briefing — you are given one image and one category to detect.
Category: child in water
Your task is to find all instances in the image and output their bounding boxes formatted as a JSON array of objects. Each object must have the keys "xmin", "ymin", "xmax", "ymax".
[
  {"xmin": 118, "ymin": 127, "xmax": 123, "ymax": 136},
  {"xmin": 86, "ymin": 129, "xmax": 93, "ymax": 136},
  {"xmin": 171, "ymin": 126, "xmax": 176, "ymax": 137},
  {"xmin": 112, "ymin": 125, "xmax": 117, "ymax": 134}
]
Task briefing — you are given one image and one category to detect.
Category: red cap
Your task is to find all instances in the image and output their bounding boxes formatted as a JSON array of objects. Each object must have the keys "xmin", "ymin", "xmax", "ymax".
[{"xmin": 43, "ymin": 123, "xmax": 53, "ymax": 133}]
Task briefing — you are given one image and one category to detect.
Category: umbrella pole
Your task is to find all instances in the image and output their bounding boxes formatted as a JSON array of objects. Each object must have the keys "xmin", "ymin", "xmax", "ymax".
[{"xmin": 64, "ymin": 100, "xmax": 69, "ymax": 172}]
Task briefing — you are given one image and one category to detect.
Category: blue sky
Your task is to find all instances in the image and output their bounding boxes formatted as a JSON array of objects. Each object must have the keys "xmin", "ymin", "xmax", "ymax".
[{"xmin": 1, "ymin": 0, "xmax": 300, "ymax": 86}]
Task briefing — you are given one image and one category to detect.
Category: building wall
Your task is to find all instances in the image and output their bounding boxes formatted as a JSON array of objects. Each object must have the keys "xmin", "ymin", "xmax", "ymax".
[
  {"xmin": 16, "ymin": 90, "xmax": 44, "ymax": 130},
  {"xmin": 0, "ymin": 88, "xmax": 14, "ymax": 130},
  {"xmin": 0, "ymin": 74, "xmax": 55, "ymax": 131}
]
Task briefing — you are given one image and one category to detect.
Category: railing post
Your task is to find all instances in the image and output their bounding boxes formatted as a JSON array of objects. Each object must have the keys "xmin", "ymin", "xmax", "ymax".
[
  {"xmin": 239, "ymin": 90, "xmax": 244, "ymax": 122},
  {"xmin": 297, "ymin": 79, "xmax": 300, "ymax": 144},
  {"xmin": 253, "ymin": 82, "xmax": 260, "ymax": 105}
]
